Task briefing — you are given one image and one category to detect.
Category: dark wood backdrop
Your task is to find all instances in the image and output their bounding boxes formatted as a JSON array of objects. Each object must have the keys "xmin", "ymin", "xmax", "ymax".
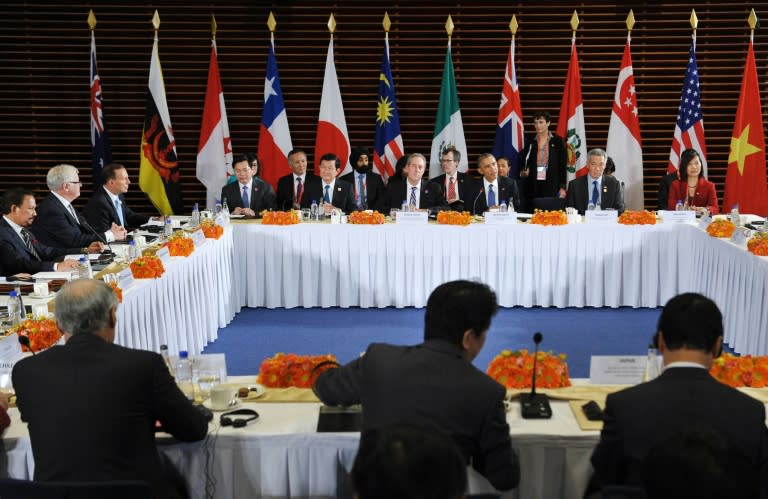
[{"xmin": 2, "ymin": 1, "xmax": 767, "ymax": 213}]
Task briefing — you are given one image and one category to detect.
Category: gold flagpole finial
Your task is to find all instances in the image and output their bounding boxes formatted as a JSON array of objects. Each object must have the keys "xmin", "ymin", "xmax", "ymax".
[
  {"xmin": 445, "ymin": 15, "xmax": 454, "ymax": 39},
  {"xmin": 626, "ymin": 10, "xmax": 635, "ymax": 32},
  {"xmin": 328, "ymin": 14, "xmax": 336, "ymax": 34},
  {"xmin": 510, "ymin": 15, "xmax": 518, "ymax": 37},
  {"xmin": 570, "ymin": 10, "xmax": 580, "ymax": 34},
  {"xmin": 383, "ymin": 12, "xmax": 391, "ymax": 33},
  {"xmin": 690, "ymin": 9, "xmax": 698, "ymax": 33},
  {"xmin": 267, "ymin": 12, "xmax": 276, "ymax": 33},
  {"xmin": 88, "ymin": 10, "xmax": 97, "ymax": 31},
  {"xmin": 748, "ymin": 9, "xmax": 758, "ymax": 32},
  {"xmin": 211, "ymin": 15, "xmax": 217, "ymax": 40},
  {"xmin": 152, "ymin": 10, "xmax": 160, "ymax": 32}
]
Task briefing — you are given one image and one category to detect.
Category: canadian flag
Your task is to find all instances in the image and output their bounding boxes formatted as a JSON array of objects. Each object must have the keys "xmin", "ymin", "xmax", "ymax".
[
  {"xmin": 556, "ymin": 36, "xmax": 588, "ymax": 181},
  {"xmin": 314, "ymin": 38, "xmax": 351, "ymax": 175},
  {"xmin": 606, "ymin": 37, "xmax": 644, "ymax": 210}
]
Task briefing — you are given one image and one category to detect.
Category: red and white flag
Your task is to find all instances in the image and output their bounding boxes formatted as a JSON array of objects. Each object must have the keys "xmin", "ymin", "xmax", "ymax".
[
  {"xmin": 314, "ymin": 38, "xmax": 351, "ymax": 175},
  {"xmin": 258, "ymin": 37, "xmax": 293, "ymax": 190},
  {"xmin": 606, "ymin": 37, "xmax": 644, "ymax": 210},
  {"xmin": 196, "ymin": 40, "xmax": 232, "ymax": 209},
  {"xmin": 556, "ymin": 36, "xmax": 588, "ymax": 181}
]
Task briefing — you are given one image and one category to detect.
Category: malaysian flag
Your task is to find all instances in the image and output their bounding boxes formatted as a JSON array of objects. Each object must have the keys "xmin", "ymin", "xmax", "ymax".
[
  {"xmin": 666, "ymin": 40, "xmax": 707, "ymax": 175},
  {"xmin": 373, "ymin": 34, "xmax": 404, "ymax": 182},
  {"xmin": 90, "ymin": 30, "xmax": 111, "ymax": 187},
  {"xmin": 492, "ymin": 37, "xmax": 524, "ymax": 178}
]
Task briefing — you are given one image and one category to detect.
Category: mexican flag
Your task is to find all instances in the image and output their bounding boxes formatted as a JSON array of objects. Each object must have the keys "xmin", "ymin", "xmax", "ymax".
[{"xmin": 429, "ymin": 41, "xmax": 467, "ymax": 179}]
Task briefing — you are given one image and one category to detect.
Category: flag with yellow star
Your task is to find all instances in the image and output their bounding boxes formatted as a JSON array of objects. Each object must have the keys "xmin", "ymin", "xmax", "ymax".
[{"xmin": 724, "ymin": 37, "xmax": 768, "ymax": 215}]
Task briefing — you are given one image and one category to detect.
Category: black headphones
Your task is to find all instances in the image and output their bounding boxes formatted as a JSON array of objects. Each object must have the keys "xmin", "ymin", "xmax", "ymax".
[{"xmin": 220, "ymin": 409, "xmax": 259, "ymax": 428}]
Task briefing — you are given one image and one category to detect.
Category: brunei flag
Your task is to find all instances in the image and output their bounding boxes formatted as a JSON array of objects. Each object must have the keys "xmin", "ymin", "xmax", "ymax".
[{"xmin": 139, "ymin": 33, "xmax": 182, "ymax": 215}]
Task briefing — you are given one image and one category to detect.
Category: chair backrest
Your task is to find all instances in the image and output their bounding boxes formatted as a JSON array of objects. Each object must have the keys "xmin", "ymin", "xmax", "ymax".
[
  {"xmin": 533, "ymin": 197, "xmax": 566, "ymax": 211},
  {"xmin": 0, "ymin": 479, "xmax": 151, "ymax": 499}
]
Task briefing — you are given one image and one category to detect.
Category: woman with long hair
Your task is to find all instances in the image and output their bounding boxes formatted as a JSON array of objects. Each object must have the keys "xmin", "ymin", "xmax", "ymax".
[{"xmin": 667, "ymin": 148, "xmax": 719, "ymax": 215}]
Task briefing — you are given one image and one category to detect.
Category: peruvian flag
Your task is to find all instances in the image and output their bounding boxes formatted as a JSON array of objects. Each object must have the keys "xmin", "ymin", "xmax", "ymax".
[
  {"xmin": 258, "ymin": 37, "xmax": 293, "ymax": 190},
  {"xmin": 196, "ymin": 40, "xmax": 233, "ymax": 210},
  {"xmin": 606, "ymin": 36, "xmax": 644, "ymax": 210},
  {"xmin": 556, "ymin": 36, "xmax": 588, "ymax": 181},
  {"xmin": 314, "ymin": 38, "xmax": 351, "ymax": 175}
]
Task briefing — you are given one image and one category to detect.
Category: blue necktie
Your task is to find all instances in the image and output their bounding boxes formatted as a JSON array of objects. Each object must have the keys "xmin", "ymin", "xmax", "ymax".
[
  {"xmin": 323, "ymin": 185, "xmax": 331, "ymax": 203},
  {"xmin": 242, "ymin": 185, "xmax": 250, "ymax": 208},
  {"xmin": 409, "ymin": 187, "xmax": 417, "ymax": 207},
  {"xmin": 591, "ymin": 181, "xmax": 599, "ymax": 206},
  {"xmin": 114, "ymin": 198, "xmax": 125, "ymax": 226},
  {"xmin": 487, "ymin": 184, "xmax": 496, "ymax": 207},
  {"xmin": 357, "ymin": 174, "xmax": 365, "ymax": 209}
]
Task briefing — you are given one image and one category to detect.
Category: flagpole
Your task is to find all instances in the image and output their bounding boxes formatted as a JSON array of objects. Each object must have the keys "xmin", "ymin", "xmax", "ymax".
[
  {"xmin": 446, "ymin": 15, "xmax": 454, "ymax": 49},
  {"xmin": 570, "ymin": 10, "xmax": 579, "ymax": 47},
  {"xmin": 748, "ymin": 8, "xmax": 757, "ymax": 43},
  {"xmin": 626, "ymin": 10, "xmax": 635, "ymax": 44},
  {"xmin": 383, "ymin": 12, "xmax": 390, "ymax": 54},
  {"xmin": 268, "ymin": 12, "xmax": 276, "ymax": 47},
  {"xmin": 690, "ymin": 9, "xmax": 698, "ymax": 49}
]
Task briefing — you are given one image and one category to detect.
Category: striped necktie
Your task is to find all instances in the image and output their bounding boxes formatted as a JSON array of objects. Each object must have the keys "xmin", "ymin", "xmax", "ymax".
[{"xmin": 21, "ymin": 228, "xmax": 41, "ymax": 261}]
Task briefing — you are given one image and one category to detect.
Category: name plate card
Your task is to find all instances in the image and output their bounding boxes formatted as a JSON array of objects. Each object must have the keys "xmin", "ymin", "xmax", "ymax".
[
  {"xmin": 0, "ymin": 333, "xmax": 22, "ymax": 361},
  {"xmin": 191, "ymin": 230, "xmax": 207, "ymax": 247},
  {"xmin": 484, "ymin": 211, "xmax": 518, "ymax": 225},
  {"xmin": 660, "ymin": 210, "xmax": 696, "ymax": 224},
  {"xmin": 584, "ymin": 210, "xmax": 619, "ymax": 223},
  {"xmin": 396, "ymin": 211, "xmax": 429, "ymax": 225},
  {"xmin": 118, "ymin": 268, "xmax": 134, "ymax": 289},
  {"xmin": 589, "ymin": 355, "xmax": 646, "ymax": 384},
  {"xmin": 156, "ymin": 246, "xmax": 171, "ymax": 265}
]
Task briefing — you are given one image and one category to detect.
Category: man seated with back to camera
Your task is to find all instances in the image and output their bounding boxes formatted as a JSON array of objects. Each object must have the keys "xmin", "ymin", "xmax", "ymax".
[
  {"xmin": 313, "ymin": 280, "xmax": 519, "ymax": 492},
  {"xmin": 12, "ymin": 279, "xmax": 210, "ymax": 499}
]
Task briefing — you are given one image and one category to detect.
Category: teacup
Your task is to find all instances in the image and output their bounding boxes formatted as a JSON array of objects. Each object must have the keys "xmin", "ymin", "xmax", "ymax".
[
  {"xmin": 209, "ymin": 386, "xmax": 237, "ymax": 410},
  {"xmin": 33, "ymin": 282, "xmax": 49, "ymax": 296}
]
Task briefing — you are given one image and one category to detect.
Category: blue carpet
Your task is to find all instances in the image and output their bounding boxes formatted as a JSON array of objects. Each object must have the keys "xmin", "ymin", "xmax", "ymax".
[{"xmin": 203, "ymin": 307, "xmax": 668, "ymax": 378}]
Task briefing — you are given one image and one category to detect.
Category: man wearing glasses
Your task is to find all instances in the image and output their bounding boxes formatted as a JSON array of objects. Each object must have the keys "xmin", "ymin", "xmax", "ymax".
[
  {"xmin": 430, "ymin": 147, "xmax": 476, "ymax": 212},
  {"xmin": 31, "ymin": 164, "xmax": 125, "ymax": 249}
]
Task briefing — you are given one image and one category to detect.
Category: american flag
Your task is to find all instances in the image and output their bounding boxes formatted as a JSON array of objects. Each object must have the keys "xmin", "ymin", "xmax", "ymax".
[
  {"xmin": 90, "ymin": 30, "xmax": 111, "ymax": 187},
  {"xmin": 667, "ymin": 41, "xmax": 707, "ymax": 175},
  {"xmin": 492, "ymin": 37, "xmax": 524, "ymax": 177}
]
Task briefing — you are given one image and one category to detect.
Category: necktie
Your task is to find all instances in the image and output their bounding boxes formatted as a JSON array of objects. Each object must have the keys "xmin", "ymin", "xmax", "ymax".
[
  {"xmin": 591, "ymin": 180, "xmax": 599, "ymax": 206},
  {"xmin": 357, "ymin": 174, "xmax": 365, "ymax": 209},
  {"xmin": 323, "ymin": 185, "xmax": 331, "ymax": 204},
  {"xmin": 448, "ymin": 177, "xmax": 456, "ymax": 202},
  {"xmin": 295, "ymin": 177, "xmax": 303, "ymax": 205},
  {"xmin": 487, "ymin": 184, "xmax": 496, "ymax": 207},
  {"xmin": 241, "ymin": 185, "xmax": 250, "ymax": 209},
  {"xmin": 410, "ymin": 186, "xmax": 417, "ymax": 207},
  {"xmin": 21, "ymin": 228, "xmax": 41, "ymax": 261},
  {"xmin": 67, "ymin": 204, "xmax": 79, "ymax": 223},
  {"xmin": 114, "ymin": 198, "xmax": 125, "ymax": 226}
]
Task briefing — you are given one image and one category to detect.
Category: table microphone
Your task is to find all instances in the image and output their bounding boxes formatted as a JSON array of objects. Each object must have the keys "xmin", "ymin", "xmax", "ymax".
[
  {"xmin": 472, "ymin": 188, "xmax": 485, "ymax": 215},
  {"xmin": 79, "ymin": 216, "xmax": 114, "ymax": 254},
  {"xmin": 520, "ymin": 332, "xmax": 552, "ymax": 419},
  {"xmin": 18, "ymin": 335, "xmax": 35, "ymax": 355}
]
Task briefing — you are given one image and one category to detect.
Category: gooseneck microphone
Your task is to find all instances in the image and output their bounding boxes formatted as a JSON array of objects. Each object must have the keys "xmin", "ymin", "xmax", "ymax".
[
  {"xmin": 472, "ymin": 188, "xmax": 485, "ymax": 215},
  {"xmin": 520, "ymin": 331, "xmax": 552, "ymax": 419},
  {"xmin": 79, "ymin": 216, "xmax": 114, "ymax": 254},
  {"xmin": 18, "ymin": 335, "xmax": 35, "ymax": 355}
]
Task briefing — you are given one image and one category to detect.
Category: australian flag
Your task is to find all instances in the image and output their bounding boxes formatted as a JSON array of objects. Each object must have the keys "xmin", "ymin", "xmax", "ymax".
[
  {"xmin": 373, "ymin": 36, "xmax": 404, "ymax": 182},
  {"xmin": 492, "ymin": 38, "xmax": 524, "ymax": 177},
  {"xmin": 90, "ymin": 31, "xmax": 111, "ymax": 187}
]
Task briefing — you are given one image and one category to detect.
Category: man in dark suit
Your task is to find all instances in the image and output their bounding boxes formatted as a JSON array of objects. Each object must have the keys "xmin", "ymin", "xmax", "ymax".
[
  {"xmin": 0, "ymin": 188, "xmax": 98, "ymax": 276},
  {"xmin": 83, "ymin": 162, "xmax": 153, "ymax": 232},
  {"xmin": 275, "ymin": 148, "xmax": 318, "ymax": 210},
  {"xmin": 430, "ymin": 146, "xmax": 476, "ymax": 212},
  {"xmin": 565, "ymin": 148, "xmax": 625, "ymax": 214},
  {"xmin": 314, "ymin": 280, "xmax": 519, "ymax": 492},
  {"xmin": 657, "ymin": 170, "xmax": 679, "ymax": 211},
  {"xmin": 302, "ymin": 152, "xmax": 356, "ymax": 214},
  {"xmin": 591, "ymin": 293, "xmax": 768, "ymax": 497},
  {"xmin": 13, "ymin": 279, "xmax": 210, "ymax": 499},
  {"xmin": 31, "ymin": 164, "xmax": 124, "ymax": 249},
  {"xmin": 340, "ymin": 147, "xmax": 386, "ymax": 212},
  {"xmin": 220, "ymin": 154, "xmax": 276, "ymax": 217},
  {"xmin": 465, "ymin": 153, "xmax": 521, "ymax": 214},
  {"xmin": 384, "ymin": 153, "xmax": 445, "ymax": 214}
]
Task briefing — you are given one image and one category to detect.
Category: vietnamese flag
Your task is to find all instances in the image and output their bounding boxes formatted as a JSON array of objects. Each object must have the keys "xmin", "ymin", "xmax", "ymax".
[
  {"xmin": 314, "ymin": 37, "xmax": 351, "ymax": 175},
  {"xmin": 724, "ymin": 37, "xmax": 768, "ymax": 215}
]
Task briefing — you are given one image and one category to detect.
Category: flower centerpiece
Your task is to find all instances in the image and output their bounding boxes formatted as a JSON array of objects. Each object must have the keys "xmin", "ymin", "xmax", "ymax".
[
  {"xmin": 165, "ymin": 231, "xmax": 195, "ymax": 257},
  {"xmin": 706, "ymin": 219, "xmax": 736, "ymax": 238},
  {"xmin": 486, "ymin": 349, "xmax": 571, "ymax": 389},
  {"xmin": 618, "ymin": 210, "xmax": 656, "ymax": 225},
  {"xmin": 348, "ymin": 211, "xmax": 385, "ymax": 224},
  {"xmin": 13, "ymin": 317, "xmax": 62, "ymax": 353},
  {"xmin": 530, "ymin": 209, "xmax": 568, "ymax": 226},
  {"xmin": 710, "ymin": 353, "xmax": 768, "ymax": 388},
  {"xmin": 258, "ymin": 353, "xmax": 338, "ymax": 388},
  {"xmin": 262, "ymin": 211, "xmax": 299, "ymax": 225},
  {"xmin": 437, "ymin": 211, "xmax": 472, "ymax": 226},
  {"xmin": 129, "ymin": 255, "xmax": 165, "ymax": 279},
  {"xmin": 200, "ymin": 219, "xmax": 224, "ymax": 239},
  {"xmin": 747, "ymin": 233, "xmax": 768, "ymax": 256}
]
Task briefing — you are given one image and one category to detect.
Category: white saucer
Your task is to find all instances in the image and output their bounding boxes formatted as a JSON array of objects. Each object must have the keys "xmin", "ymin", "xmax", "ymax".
[
  {"xmin": 203, "ymin": 398, "xmax": 241, "ymax": 411},
  {"xmin": 28, "ymin": 293, "xmax": 54, "ymax": 299}
]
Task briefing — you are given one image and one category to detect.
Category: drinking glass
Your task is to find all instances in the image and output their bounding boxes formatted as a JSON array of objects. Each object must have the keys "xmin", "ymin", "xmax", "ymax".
[{"xmin": 196, "ymin": 370, "xmax": 221, "ymax": 400}]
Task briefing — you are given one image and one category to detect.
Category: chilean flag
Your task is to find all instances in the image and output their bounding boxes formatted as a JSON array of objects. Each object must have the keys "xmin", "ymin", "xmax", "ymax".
[
  {"xmin": 492, "ymin": 37, "xmax": 524, "ymax": 178},
  {"xmin": 314, "ymin": 37, "xmax": 351, "ymax": 175},
  {"xmin": 258, "ymin": 38, "xmax": 293, "ymax": 190}
]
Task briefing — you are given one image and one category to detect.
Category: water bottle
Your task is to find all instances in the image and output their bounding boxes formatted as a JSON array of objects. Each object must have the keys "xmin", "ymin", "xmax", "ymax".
[
  {"xmin": 214, "ymin": 201, "xmax": 222, "ymax": 218},
  {"xmin": 128, "ymin": 240, "xmax": 139, "ymax": 262},
  {"xmin": 644, "ymin": 345, "xmax": 660, "ymax": 382},
  {"xmin": 310, "ymin": 200, "xmax": 319, "ymax": 221},
  {"xmin": 221, "ymin": 197, "xmax": 230, "ymax": 225},
  {"xmin": 163, "ymin": 217, "xmax": 173, "ymax": 239},
  {"xmin": 175, "ymin": 350, "xmax": 194, "ymax": 400},
  {"xmin": 7, "ymin": 291, "xmax": 24, "ymax": 327},
  {"xmin": 191, "ymin": 203, "xmax": 200, "ymax": 227},
  {"xmin": 78, "ymin": 256, "xmax": 93, "ymax": 279},
  {"xmin": 675, "ymin": 200, "xmax": 684, "ymax": 211},
  {"xmin": 499, "ymin": 202, "xmax": 507, "ymax": 213},
  {"xmin": 159, "ymin": 344, "xmax": 175, "ymax": 377},
  {"xmin": 730, "ymin": 205, "xmax": 741, "ymax": 227},
  {"xmin": 401, "ymin": 200, "xmax": 409, "ymax": 213},
  {"xmin": 587, "ymin": 202, "xmax": 596, "ymax": 211}
]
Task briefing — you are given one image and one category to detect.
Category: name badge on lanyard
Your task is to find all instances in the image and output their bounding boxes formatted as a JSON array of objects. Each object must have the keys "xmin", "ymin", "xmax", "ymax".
[{"xmin": 536, "ymin": 166, "xmax": 547, "ymax": 181}]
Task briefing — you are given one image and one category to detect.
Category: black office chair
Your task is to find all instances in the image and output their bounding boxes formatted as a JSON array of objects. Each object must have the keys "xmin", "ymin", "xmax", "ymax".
[
  {"xmin": 533, "ymin": 196, "xmax": 566, "ymax": 211},
  {"xmin": 0, "ymin": 479, "xmax": 151, "ymax": 499}
]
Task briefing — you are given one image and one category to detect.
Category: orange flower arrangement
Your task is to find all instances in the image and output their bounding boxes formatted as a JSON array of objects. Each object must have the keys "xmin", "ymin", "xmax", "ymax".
[
  {"xmin": 262, "ymin": 211, "xmax": 300, "ymax": 225},
  {"xmin": 747, "ymin": 233, "xmax": 768, "ymax": 256},
  {"xmin": 130, "ymin": 255, "xmax": 165, "ymax": 279},
  {"xmin": 618, "ymin": 210, "xmax": 656, "ymax": 225},
  {"xmin": 200, "ymin": 219, "xmax": 224, "ymax": 239},
  {"xmin": 258, "ymin": 353, "xmax": 338, "ymax": 388},
  {"xmin": 437, "ymin": 211, "xmax": 472, "ymax": 226},
  {"xmin": 165, "ymin": 236, "xmax": 195, "ymax": 257},
  {"xmin": 13, "ymin": 317, "xmax": 62, "ymax": 353},
  {"xmin": 530, "ymin": 209, "xmax": 568, "ymax": 226},
  {"xmin": 107, "ymin": 281, "xmax": 123, "ymax": 303},
  {"xmin": 348, "ymin": 211, "xmax": 386, "ymax": 224},
  {"xmin": 486, "ymin": 349, "xmax": 571, "ymax": 389},
  {"xmin": 710, "ymin": 353, "xmax": 768, "ymax": 388},
  {"xmin": 706, "ymin": 219, "xmax": 736, "ymax": 238}
]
